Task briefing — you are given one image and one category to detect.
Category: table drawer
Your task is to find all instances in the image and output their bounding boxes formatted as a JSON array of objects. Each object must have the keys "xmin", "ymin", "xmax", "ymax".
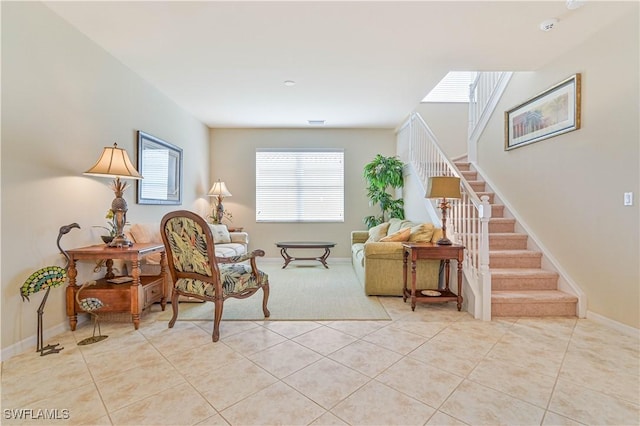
[{"xmin": 143, "ymin": 278, "xmax": 164, "ymax": 308}]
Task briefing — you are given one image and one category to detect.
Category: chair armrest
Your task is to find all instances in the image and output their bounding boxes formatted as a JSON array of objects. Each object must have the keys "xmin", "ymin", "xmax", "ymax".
[
  {"xmin": 351, "ymin": 231, "xmax": 369, "ymax": 245},
  {"xmin": 216, "ymin": 249, "xmax": 265, "ymax": 264}
]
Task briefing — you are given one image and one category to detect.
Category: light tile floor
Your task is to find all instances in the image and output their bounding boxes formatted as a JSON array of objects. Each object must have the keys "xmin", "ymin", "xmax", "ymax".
[{"xmin": 2, "ymin": 298, "xmax": 639, "ymax": 425}]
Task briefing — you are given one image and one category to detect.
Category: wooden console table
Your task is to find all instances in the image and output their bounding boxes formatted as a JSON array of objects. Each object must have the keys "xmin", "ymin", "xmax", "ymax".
[
  {"xmin": 402, "ymin": 242, "xmax": 464, "ymax": 312},
  {"xmin": 65, "ymin": 242, "xmax": 167, "ymax": 330}
]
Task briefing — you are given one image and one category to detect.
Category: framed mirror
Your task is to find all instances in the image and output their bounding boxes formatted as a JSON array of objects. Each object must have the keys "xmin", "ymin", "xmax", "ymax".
[{"xmin": 136, "ymin": 131, "xmax": 183, "ymax": 205}]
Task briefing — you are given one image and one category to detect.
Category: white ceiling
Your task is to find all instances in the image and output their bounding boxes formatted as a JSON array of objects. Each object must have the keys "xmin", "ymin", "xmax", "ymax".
[{"xmin": 44, "ymin": 1, "xmax": 634, "ymax": 129}]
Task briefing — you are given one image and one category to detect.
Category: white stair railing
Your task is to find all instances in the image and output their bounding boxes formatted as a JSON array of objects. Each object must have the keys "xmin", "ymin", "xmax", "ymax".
[
  {"xmin": 397, "ymin": 71, "xmax": 512, "ymax": 320},
  {"xmin": 398, "ymin": 113, "xmax": 491, "ymax": 320},
  {"xmin": 468, "ymin": 72, "xmax": 513, "ymax": 163}
]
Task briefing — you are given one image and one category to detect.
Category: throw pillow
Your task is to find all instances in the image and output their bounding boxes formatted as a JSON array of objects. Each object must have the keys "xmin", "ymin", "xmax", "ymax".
[
  {"xmin": 379, "ymin": 227, "xmax": 411, "ymax": 242},
  {"xmin": 366, "ymin": 222, "xmax": 390, "ymax": 243},
  {"xmin": 208, "ymin": 224, "xmax": 231, "ymax": 244},
  {"xmin": 408, "ymin": 223, "xmax": 435, "ymax": 243}
]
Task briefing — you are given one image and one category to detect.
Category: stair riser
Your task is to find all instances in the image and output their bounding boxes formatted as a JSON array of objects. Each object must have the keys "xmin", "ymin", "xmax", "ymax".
[
  {"xmin": 455, "ymin": 163, "xmax": 471, "ymax": 171},
  {"xmin": 492, "ymin": 276, "xmax": 558, "ymax": 291},
  {"xmin": 461, "ymin": 171, "xmax": 477, "ymax": 180},
  {"xmin": 491, "ymin": 205, "xmax": 504, "ymax": 217},
  {"xmin": 489, "ymin": 236, "xmax": 527, "ymax": 250},
  {"xmin": 490, "ymin": 255, "xmax": 541, "ymax": 268},
  {"xmin": 492, "ymin": 302, "xmax": 576, "ymax": 317},
  {"xmin": 489, "ymin": 221, "xmax": 515, "ymax": 233},
  {"xmin": 468, "ymin": 182, "xmax": 486, "ymax": 192}
]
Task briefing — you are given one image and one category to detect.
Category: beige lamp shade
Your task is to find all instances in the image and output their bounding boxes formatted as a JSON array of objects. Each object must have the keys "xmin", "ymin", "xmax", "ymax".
[
  {"xmin": 426, "ymin": 176, "xmax": 461, "ymax": 199},
  {"xmin": 84, "ymin": 143, "xmax": 142, "ymax": 179},
  {"xmin": 208, "ymin": 180, "xmax": 232, "ymax": 198}
]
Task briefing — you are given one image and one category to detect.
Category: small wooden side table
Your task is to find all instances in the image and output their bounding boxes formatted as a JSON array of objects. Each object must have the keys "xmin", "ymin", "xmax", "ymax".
[
  {"xmin": 402, "ymin": 242, "xmax": 464, "ymax": 312},
  {"xmin": 65, "ymin": 243, "xmax": 168, "ymax": 330}
]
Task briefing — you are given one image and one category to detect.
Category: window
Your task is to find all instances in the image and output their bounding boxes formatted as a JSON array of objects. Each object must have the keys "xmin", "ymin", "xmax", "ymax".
[
  {"xmin": 256, "ymin": 149, "xmax": 344, "ymax": 222},
  {"xmin": 422, "ymin": 71, "xmax": 478, "ymax": 103}
]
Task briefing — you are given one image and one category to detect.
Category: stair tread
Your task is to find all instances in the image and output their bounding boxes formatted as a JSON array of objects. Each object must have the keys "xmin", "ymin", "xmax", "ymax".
[
  {"xmin": 489, "ymin": 217, "xmax": 515, "ymax": 222},
  {"xmin": 491, "ymin": 268, "xmax": 558, "ymax": 277},
  {"xmin": 489, "ymin": 233, "xmax": 528, "ymax": 238},
  {"xmin": 492, "ymin": 290, "xmax": 578, "ymax": 302},
  {"xmin": 490, "ymin": 249, "xmax": 541, "ymax": 256}
]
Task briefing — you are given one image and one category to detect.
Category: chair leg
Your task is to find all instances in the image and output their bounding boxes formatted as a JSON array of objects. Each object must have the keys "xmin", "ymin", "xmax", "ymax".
[
  {"xmin": 168, "ymin": 289, "xmax": 180, "ymax": 329},
  {"xmin": 262, "ymin": 283, "xmax": 271, "ymax": 318},
  {"xmin": 212, "ymin": 297, "xmax": 224, "ymax": 342}
]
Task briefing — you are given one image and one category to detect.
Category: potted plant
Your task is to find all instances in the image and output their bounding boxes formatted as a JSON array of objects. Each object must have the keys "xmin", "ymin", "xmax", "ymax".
[{"xmin": 363, "ymin": 154, "xmax": 405, "ymax": 228}]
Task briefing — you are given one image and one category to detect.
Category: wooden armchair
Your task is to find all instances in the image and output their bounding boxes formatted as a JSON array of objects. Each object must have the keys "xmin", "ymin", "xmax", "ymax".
[{"xmin": 160, "ymin": 210, "xmax": 270, "ymax": 341}]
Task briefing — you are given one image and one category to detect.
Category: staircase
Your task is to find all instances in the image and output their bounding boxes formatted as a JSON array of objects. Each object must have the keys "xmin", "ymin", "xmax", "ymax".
[{"xmin": 455, "ymin": 161, "xmax": 578, "ymax": 317}]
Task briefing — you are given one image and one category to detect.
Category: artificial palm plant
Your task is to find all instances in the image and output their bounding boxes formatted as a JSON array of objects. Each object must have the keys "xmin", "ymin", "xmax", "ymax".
[{"xmin": 363, "ymin": 154, "xmax": 405, "ymax": 228}]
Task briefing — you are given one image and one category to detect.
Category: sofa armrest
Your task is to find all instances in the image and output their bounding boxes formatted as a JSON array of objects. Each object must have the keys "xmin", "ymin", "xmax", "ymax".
[
  {"xmin": 351, "ymin": 231, "xmax": 369, "ymax": 245},
  {"xmin": 229, "ymin": 231, "xmax": 249, "ymax": 246},
  {"xmin": 363, "ymin": 241, "xmax": 405, "ymax": 259}
]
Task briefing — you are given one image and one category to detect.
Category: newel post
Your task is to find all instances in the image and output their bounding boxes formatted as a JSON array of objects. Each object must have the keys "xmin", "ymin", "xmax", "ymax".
[{"xmin": 479, "ymin": 195, "xmax": 492, "ymax": 321}]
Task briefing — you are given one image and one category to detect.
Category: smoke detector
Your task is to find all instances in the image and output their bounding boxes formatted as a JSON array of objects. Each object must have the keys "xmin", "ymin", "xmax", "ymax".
[
  {"xmin": 566, "ymin": 0, "xmax": 586, "ymax": 10},
  {"xmin": 540, "ymin": 18, "xmax": 559, "ymax": 32}
]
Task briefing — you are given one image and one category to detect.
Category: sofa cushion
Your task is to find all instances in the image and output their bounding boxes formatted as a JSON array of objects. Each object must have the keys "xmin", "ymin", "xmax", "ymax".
[
  {"xmin": 380, "ymin": 227, "xmax": 411, "ymax": 242},
  {"xmin": 208, "ymin": 224, "xmax": 231, "ymax": 244},
  {"xmin": 366, "ymin": 222, "xmax": 390, "ymax": 243},
  {"xmin": 386, "ymin": 218, "xmax": 404, "ymax": 235},
  {"xmin": 129, "ymin": 223, "xmax": 162, "ymax": 264},
  {"xmin": 352, "ymin": 243, "xmax": 365, "ymax": 267},
  {"xmin": 215, "ymin": 243, "xmax": 247, "ymax": 258},
  {"xmin": 408, "ymin": 223, "xmax": 436, "ymax": 243}
]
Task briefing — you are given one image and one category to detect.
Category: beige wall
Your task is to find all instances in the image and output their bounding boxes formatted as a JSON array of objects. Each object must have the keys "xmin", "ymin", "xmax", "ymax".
[
  {"xmin": 414, "ymin": 102, "xmax": 469, "ymax": 159},
  {"xmin": 477, "ymin": 10, "xmax": 639, "ymax": 328},
  {"xmin": 1, "ymin": 2, "xmax": 210, "ymax": 354},
  {"xmin": 210, "ymin": 128, "xmax": 396, "ymax": 258}
]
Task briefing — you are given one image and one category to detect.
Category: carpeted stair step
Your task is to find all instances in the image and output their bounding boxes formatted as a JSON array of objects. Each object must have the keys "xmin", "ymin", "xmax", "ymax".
[
  {"xmin": 492, "ymin": 290, "xmax": 577, "ymax": 317},
  {"xmin": 468, "ymin": 180, "xmax": 486, "ymax": 192},
  {"xmin": 489, "ymin": 250, "xmax": 542, "ymax": 268},
  {"xmin": 488, "ymin": 217, "xmax": 515, "ymax": 232},
  {"xmin": 490, "ymin": 204, "xmax": 505, "ymax": 217},
  {"xmin": 461, "ymin": 170, "xmax": 477, "ymax": 180},
  {"xmin": 491, "ymin": 268, "xmax": 559, "ymax": 291},
  {"xmin": 489, "ymin": 233, "xmax": 528, "ymax": 249},
  {"xmin": 454, "ymin": 162, "xmax": 471, "ymax": 171}
]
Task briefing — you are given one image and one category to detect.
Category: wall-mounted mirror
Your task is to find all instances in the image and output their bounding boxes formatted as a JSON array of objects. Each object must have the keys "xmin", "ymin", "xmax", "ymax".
[{"xmin": 137, "ymin": 131, "xmax": 183, "ymax": 205}]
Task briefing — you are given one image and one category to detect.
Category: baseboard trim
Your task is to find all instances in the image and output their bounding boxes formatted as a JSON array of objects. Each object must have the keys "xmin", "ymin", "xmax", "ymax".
[
  {"xmin": 586, "ymin": 310, "xmax": 640, "ymax": 338},
  {"xmin": 1, "ymin": 316, "xmax": 88, "ymax": 362}
]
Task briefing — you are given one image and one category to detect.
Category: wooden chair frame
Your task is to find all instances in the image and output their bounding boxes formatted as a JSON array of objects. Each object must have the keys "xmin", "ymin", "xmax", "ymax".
[{"xmin": 160, "ymin": 210, "xmax": 270, "ymax": 341}]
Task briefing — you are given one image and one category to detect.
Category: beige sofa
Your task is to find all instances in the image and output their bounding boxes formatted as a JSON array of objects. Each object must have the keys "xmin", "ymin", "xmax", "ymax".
[{"xmin": 351, "ymin": 218, "xmax": 443, "ymax": 296}]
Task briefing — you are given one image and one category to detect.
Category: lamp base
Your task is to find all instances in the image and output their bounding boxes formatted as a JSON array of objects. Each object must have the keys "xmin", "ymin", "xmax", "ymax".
[
  {"xmin": 108, "ymin": 235, "xmax": 133, "ymax": 247},
  {"xmin": 436, "ymin": 237, "xmax": 453, "ymax": 246}
]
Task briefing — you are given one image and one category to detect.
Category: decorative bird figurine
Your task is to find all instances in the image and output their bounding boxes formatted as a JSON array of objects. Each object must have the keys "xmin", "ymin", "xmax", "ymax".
[
  {"xmin": 21, "ymin": 222, "xmax": 80, "ymax": 356},
  {"xmin": 75, "ymin": 280, "xmax": 108, "ymax": 345}
]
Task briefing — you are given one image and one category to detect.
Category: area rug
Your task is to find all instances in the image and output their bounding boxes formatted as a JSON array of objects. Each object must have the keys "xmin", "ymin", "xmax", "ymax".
[{"xmin": 157, "ymin": 262, "xmax": 390, "ymax": 321}]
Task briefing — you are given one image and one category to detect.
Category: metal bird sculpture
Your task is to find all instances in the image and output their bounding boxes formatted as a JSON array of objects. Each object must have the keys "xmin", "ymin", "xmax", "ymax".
[
  {"xmin": 21, "ymin": 222, "xmax": 80, "ymax": 356},
  {"xmin": 75, "ymin": 280, "xmax": 108, "ymax": 345}
]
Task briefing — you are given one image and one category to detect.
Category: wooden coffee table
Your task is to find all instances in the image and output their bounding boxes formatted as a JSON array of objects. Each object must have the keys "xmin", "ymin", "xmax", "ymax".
[{"xmin": 275, "ymin": 241, "xmax": 336, "ymax": 269}]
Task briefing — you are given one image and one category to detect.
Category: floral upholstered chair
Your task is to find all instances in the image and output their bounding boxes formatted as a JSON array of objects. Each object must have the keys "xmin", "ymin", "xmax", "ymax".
[{"xmin": 160, "ymin": 210, "xmax": 270, "ymax": 341}]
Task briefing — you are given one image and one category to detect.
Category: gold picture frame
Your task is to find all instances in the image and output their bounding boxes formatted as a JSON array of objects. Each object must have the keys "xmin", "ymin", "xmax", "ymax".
[{"xmin": 505, "ymin": 74, "xmax": 581, "ymax": 150}]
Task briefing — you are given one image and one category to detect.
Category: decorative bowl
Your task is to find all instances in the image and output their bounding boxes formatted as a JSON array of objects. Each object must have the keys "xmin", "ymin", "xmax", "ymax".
[{"xmin": 101, "ymin": 235, "xmax": 114, "ymax": 244}]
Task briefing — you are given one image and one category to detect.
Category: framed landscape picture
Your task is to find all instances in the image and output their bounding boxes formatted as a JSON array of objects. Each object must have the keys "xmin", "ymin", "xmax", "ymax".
[
  {"xmin": 136, "ymin": 131, "xmax": 183, "ymax": 205},
  {"xmin": 505, "ymin": 74, "xmax": 581, "ymax": 150}
]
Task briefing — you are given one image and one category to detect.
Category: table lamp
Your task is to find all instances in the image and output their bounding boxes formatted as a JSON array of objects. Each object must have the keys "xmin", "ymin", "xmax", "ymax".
[
  {"xmin": 426, "ymin": 176, "xmax": 461, "ymax": 245},
  {"xmin": 84, "ymin": 143, "xmax": 142, "ymax": 247},
  {"xmin": 208, "ymin": 179, "xmax": 232, "ymax": 224}
]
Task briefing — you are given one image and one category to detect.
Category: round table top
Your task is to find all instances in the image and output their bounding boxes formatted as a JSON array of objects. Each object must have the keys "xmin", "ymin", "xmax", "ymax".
[{"xmin": 275, "ymin": 241, "xmax": 336, "ymax": 248}]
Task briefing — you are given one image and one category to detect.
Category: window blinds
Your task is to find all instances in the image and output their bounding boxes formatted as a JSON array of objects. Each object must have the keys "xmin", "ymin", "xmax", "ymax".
[{"xmin": 256, "ymin": 149, "xmax": 344, "ymax": 222}]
